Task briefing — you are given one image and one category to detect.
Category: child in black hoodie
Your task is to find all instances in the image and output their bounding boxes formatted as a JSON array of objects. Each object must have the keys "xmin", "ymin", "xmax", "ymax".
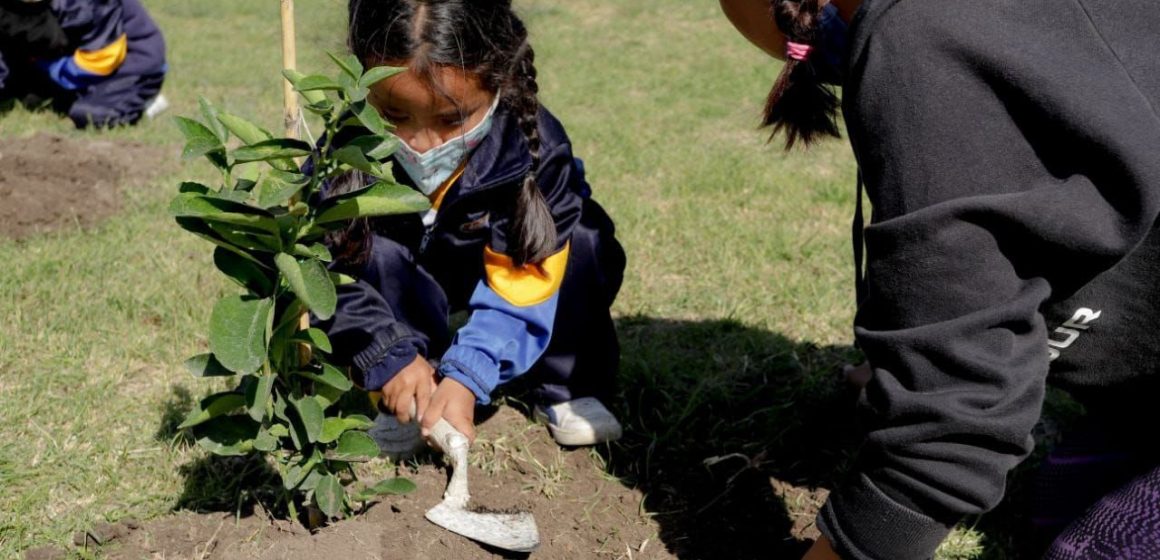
[{"xmin": 723, "ymin": 0, "xmax": 1160, "ymax": 558}]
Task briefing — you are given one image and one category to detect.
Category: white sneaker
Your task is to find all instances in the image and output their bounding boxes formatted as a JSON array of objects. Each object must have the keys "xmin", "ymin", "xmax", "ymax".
[
  {"xmin": 367, "ymin": 411, "xmax": 424, "ymax": 461},
  {"xmin": 534, "ymin": 397, "xmax": 622, "ymax": 446},
  {"xmin": 144, "ymin": 93, "xmax": 169, "ymax": 119}
]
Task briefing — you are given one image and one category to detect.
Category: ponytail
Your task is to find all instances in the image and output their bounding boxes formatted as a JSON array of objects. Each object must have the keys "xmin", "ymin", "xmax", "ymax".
[
  {"xmin": 762, "ymin": 0, "xmax": 840, "ymax": 149},
  {"xmin": 506, "ymin": 34, "xmax": 557, "ymax": 266}
]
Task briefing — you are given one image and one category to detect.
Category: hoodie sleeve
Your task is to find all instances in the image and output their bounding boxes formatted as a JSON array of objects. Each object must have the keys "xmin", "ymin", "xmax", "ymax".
[
  {"xmin": 38, "ymin": 0, "xmax": 127, "ymax": 90},
  {"xmin": 820, "ymin": 1, "xmax": 1160, "ymax": 559},
  {"xmin": 438, "ymin": 124, "xmax": 587, "ymax": 403}
]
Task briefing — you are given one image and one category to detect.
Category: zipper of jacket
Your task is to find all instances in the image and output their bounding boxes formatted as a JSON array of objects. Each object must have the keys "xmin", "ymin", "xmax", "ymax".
[{"xmin": 416, "ymin": 164, "xmax": 530, "ymax": 256}]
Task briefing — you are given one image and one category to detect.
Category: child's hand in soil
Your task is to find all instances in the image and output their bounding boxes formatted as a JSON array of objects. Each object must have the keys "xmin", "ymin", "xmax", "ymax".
[
  {"xmin": 380, "ymin": 355, "xmax": 437, "ymax": 424},
  {"xmin": 421, "ymin": 377, "xmax": 477, "ymax": 443}
]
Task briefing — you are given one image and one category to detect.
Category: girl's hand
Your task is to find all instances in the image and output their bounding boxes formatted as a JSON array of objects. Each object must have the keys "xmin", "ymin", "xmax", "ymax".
[
  {"xmin": 421, "ymin": 377, "xmax": 477, "ymax": 443},
  {"xmin": 380, "ymin": 355, "xmax": 437, "ymax": 424}
]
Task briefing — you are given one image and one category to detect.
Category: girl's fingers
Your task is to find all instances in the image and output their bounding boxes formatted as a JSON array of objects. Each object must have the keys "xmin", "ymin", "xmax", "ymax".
[
  {"xmin": 420, "ymin": 393, "xmax": 445, "ymax": 437},
  {"xmin": 415, "ymin": 378, "xmax": 434, "ymax": 425}
]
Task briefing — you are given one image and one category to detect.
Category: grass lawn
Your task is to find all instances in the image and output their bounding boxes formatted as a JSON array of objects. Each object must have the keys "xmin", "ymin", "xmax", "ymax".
[{"xmin": 0, "ymin": 0, "xmax": 1054, "ymax": 558}]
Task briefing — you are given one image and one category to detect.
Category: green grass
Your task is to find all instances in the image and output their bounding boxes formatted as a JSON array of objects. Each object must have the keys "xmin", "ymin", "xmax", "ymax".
[{"xmin": 0, "ymin": 0, "xmax": 1045, "ymax": 558}]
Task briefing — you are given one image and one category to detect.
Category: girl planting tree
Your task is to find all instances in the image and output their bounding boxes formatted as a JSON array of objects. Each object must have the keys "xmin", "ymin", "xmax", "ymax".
[
  {"xmin": 318, "ymin": 0, "xmax": 626, "ymax": 449},
  {"xmin": 721, "ymin": 0, "xmax": 1160, "ymax": 559}
]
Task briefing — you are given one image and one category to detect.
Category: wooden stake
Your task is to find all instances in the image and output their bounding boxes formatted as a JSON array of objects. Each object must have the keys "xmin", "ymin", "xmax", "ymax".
[
  {"xmin": 280, "ymin": 0, "xmax": 313, "ymax": 351},
  {"xmin": 280, "ymin": 0, "xmax": 300, "ymax": 140}
]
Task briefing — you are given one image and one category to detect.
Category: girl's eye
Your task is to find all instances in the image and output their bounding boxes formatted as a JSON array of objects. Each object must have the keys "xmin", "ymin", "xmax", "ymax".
[
  {"xmin": 382, "ymin": 110, "xmax": 409, "ymax": 123},
  {"xmin": 441, "ymin": 115, "xmax": 467, "ymax": 128}
]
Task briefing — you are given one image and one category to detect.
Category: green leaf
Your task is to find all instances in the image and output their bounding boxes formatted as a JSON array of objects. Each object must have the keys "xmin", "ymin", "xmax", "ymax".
[
  {"xmin": 299, "ymin": 469, "xmax": 324, "ymax": 492},
  {"xmin": 246, "ymin": 374, "xmax": 275, "ymax": 422},
  {"xmin": 183, "ymin": 353, "xmax": 235, "ymax": 377},
  {"xmin": 192, "ymin": 415, "xmax": 259, "ymax": 456},
  {"xmin": 345, "ymin": 134, "xmax": 401, "ymax": 160},
  {"xmin": 275, "ymin": 254, "xmax": 337, "ymax": 320},
  {"xmin": 198, "ymin": 97, "xmax": 229, "ymax": 143},
  {"xmin": 319, "ymin": 414, "xmax": 375, "ymax": 445},
  {"xmin": 173, "ymin": 117, "xmax": 224, "ymax": 161},
  {"xmin": 342, "ymin": 414, "xmax": 375, "ymax": 430},
  {"xmin": 329, "ymin": 431, "xmax": 379, "ymax": 463},
  {"xmin": 328, "ymin": 52, "xmax": 363, "ymax": 80},
  {"xmin": 213, "ymin": 247, "xmax": 274, "ymax": 296},
  {"xmin": 178, "ymin": 392, "xmax": 246, "ymax": 430},
  {"xmin": 283, "ymin": 450, "xmax": 321, "ymax": 489},
  {"xmin": 253, "ymin": 174, "xmax": 306, "ymax": 209},
  {"xmin": 296, "ymin": 362, "xmax": 352, "ymax": 391},
  {"xmin": 315, "ymin": 181, "xmax": 430, "ymax": 224},
  {"xmin": 293, "ymin": 243, "xmax": 332, "ymax": 262},
  {"xmin": 332, "ymin": 145, "xmax": 381, "ymax": 175},
  {"xmin": 268, "ymin": 424, "xmax": 289, "ymax": 438},
  {"xmin": 253, "ymin": 428, "xmax": 279, "ymax": 452},
  {"xmin": 174, "ymin": 217, "xmax": 276, "ymax": 263},
  {"xmin": 303, "ymin": 99, "xmax": 336, "ymax": 116},
  {"xmin": 331, "ymin": 272, "xmax": 357, "ymax": 286},
  {"xmin": 282, "ymin": 69, "xmax": 331, "ymax": 105},
  {"xmin": 169, "ymin": 193, "xmax": 281, "ymax": 236},
  {"xmin": 179, "ymin": 181, "xmax": 212, "ymax": 195},
  {"xmin": 291, "ymin": 73, "xmax": 344, "ymax": 92},
  {"xmin": 291, "ymin": 328, "xmax": 333, "ymax": 353},
  {"xmin": 293, "ymin": 396, "xmax": 324, "ymax": 443},
  {"xmin": 216, "ymin": 112, "xmax": 273, "ymax": 145},
  {"xmin": 233, "ymin": 139, "xmax": 313, "ymax": 163},
  {"xmin": 319, "ymin": 417, "xmax": 346, "ymax": 444},
  {"xmin": 350, "ymin": 101, "xmax": 387, "ymax": 136},
  {"xmin": 364, "ymin": 477, "xmax": 417, "ymax": 497},
  {"xmin": 314, "ymin": 474, "xmax": 345, "ymax": 518},
  {"xmin": 315, "ymin": 383, "xmax": 345, "ymax": 408},
  {"xmin": 359, "ymin": 65, "xmax": 405, "ymax": 90},
  {"xmin": 208, "ymin": 295, "xmax": 273, "ymax": 375}
]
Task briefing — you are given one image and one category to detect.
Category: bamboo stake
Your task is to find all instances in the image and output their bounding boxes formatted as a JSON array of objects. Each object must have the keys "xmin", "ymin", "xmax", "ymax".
[
  {"xmin": 280, "ymin": 0, "xmax": 314, "ymax": 354},
  {"xmin": 280, "ymin": 0, "xmax": 301, "ymax": 140}
]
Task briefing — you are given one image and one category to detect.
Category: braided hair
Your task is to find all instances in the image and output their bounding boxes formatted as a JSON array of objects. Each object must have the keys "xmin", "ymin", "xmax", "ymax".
[
  {"xmin": 762, "ymin": 0, "xmax": 841, "ymax": 149},
  {"xmin": 347, "ymin": 0, "xmax": 556, "ymax": 266}
]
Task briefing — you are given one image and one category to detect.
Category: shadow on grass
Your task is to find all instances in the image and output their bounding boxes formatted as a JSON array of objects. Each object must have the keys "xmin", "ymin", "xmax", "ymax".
[
  {"xmin": 597, "ymin": 315, "xmax": 862, "ymax": 560},
  {"xmin": 155, "ymin": 385, "xmax": 196, "ymax": 446}
]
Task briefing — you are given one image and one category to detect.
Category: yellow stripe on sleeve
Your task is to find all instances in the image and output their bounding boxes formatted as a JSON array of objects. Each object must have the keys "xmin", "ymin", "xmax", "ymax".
[
  {"xmin": 483, "ymin": 242, "xmax": 570, "ymax": 307},
  {"xmin": 73, "ymin": 34, "xmax": 128, "ymax": 76}
]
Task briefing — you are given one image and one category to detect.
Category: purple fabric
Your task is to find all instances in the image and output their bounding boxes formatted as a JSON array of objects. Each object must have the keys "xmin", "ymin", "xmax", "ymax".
[
  {"xmin": 1030, "ymin": 422, "xmax": 1147, "ymax": 538},
  {"xmin": 1045, "ymin": 465, "xmax": 1160, "ymax": 559}
]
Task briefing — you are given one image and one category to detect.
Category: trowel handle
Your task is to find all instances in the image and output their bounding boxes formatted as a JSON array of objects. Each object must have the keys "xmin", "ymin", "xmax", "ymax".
[
  {"xmin": 429, "ymin": 418, "xmax": 470, "ymax": 456},
  {"xmin": 404, "ymin": 399, "xmax": 469, "ymax": 456}
]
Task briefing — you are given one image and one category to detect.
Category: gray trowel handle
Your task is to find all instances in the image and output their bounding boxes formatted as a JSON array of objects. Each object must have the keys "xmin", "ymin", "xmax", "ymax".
[
  {"xmin": 409, "ymin": 400, "xmax": 471, "ymax": 507},
  {"xmin": 406, "ymin": 400, "xmax": 470, "ymax": 456}
]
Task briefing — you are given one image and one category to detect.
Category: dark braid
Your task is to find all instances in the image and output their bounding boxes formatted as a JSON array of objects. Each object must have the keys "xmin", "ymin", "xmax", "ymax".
[
  {"xmin": 505, "ymin": 28, "xmax": 557, "ymax": 265},
  {"xmin": 347, "ymin": 0, "xmax": 556, "ymax": 265},
  {"xmin": 762, "ymin": 0, "xmax": 840, "ymax": 149}
]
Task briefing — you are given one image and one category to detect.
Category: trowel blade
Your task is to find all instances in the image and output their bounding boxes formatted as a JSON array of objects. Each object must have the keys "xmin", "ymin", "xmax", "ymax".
[{"xmin": 425, "ymin": 502, "xmax": 540, "ymax": 553}]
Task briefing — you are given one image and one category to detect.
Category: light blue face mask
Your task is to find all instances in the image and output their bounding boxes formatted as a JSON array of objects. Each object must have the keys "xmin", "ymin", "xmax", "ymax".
[{"xmin": 393, "ymin": 94, "xmax": 501, "ymax": 196}]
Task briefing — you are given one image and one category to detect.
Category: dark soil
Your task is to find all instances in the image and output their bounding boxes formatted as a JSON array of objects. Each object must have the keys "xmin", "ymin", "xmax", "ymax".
[
  {"xmin": 93, "ymin": 407, "xmax": 678, "ymax": 560},
  {"xmin": 0, "ymin": 134, "xmax": 166, "ymax": 240}
]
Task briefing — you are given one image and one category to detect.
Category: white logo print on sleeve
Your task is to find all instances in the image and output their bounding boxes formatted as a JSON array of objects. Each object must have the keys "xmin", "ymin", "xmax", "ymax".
[{"xmin": 1047, "ymin": 307, "xmax": 1101, "ymax": 361}]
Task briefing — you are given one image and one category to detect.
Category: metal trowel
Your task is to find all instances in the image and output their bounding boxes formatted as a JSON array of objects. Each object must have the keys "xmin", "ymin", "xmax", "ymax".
[{"xmin": 425, "ymin": 418, "xmax": 540, "ymax": 553}]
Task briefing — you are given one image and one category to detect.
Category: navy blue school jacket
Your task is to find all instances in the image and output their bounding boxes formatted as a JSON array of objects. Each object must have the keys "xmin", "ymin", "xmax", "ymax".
[{"xmin": 323, "ymin": 105, "xmax": 615, "ymax": 404}]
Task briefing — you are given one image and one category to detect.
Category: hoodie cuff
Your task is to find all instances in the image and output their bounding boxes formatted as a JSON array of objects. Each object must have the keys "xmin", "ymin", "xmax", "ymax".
[
  {"xmin": 817, "ymin": 474, "xmax": 954, "ymax": 560},
  {"xmin": 361, "ymin": 341, "xmax": 421, "ymax": 391},
  {"xmin": 437, "ymin": 345, "xmax": 500, "ymax": 405}
]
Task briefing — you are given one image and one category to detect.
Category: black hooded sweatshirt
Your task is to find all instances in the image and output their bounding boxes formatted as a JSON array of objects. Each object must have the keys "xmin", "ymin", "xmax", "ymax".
[{"xmin": 818, "ymin": 1, "xmax": 1160, "ymax": 558}]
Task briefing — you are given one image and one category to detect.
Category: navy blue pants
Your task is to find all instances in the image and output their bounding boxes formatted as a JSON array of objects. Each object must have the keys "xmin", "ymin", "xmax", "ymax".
[{"xmin": 351, "ymin": 199, "xmax": 625, "ymax": 405}]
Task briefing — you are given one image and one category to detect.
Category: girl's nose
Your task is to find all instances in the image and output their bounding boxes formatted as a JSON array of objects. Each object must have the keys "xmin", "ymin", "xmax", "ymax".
[{"xmin": 405, "ymin": 127, "xmax": 443, "ymax": 155}]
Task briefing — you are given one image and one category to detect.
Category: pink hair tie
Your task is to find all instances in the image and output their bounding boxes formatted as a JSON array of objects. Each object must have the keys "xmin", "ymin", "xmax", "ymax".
[{"xmin": 786, "ymin": 41, "xmax": 813, "ymax": 61}]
